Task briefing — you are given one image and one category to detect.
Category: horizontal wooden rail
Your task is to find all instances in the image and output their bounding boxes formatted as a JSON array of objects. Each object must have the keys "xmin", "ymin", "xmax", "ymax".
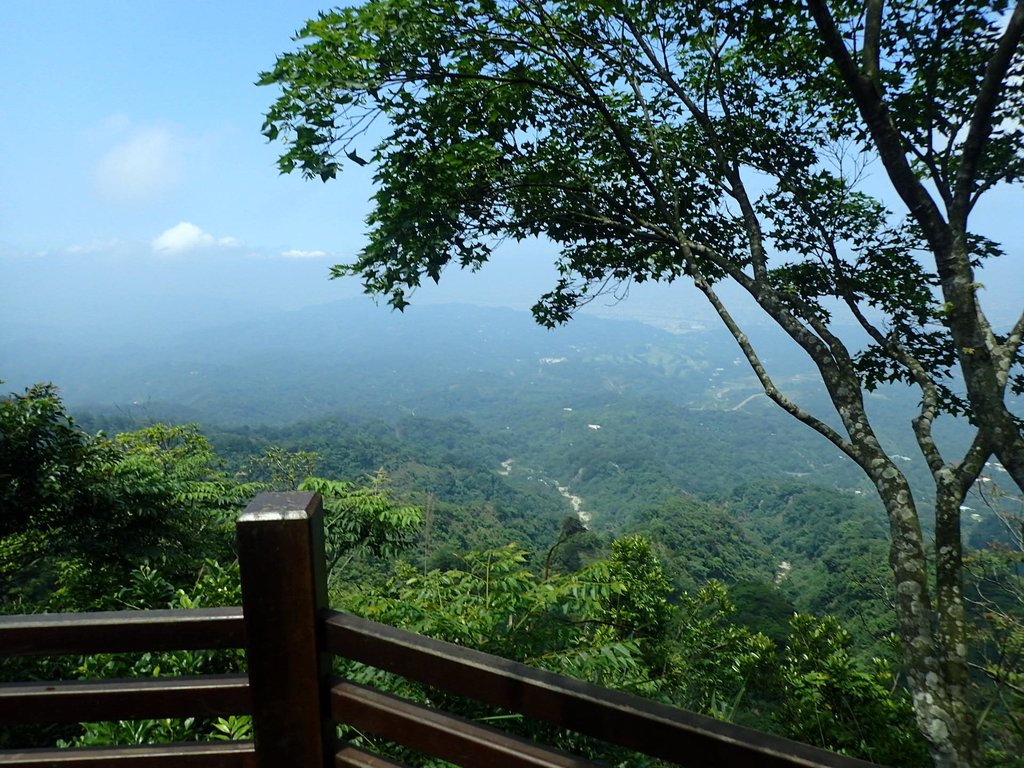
[
  {"xmin": 324, "ymin": 610, "xmax": 878, "ymax": 768},
  {"xmin": 0, "ymin": 609, "xmax": 244, "ymax": 657},
  {"xmin": 334, "ymin": 745, "xmax": 408, "ymax": 768},
  {"xmin": 0, "ymin": 675, "xmax": 251, "ymax": 725},
  {"xmin": 331, "ymin": 680, "xmax": 597, "ymax": 768},
  {"xmin": 0, "ymin": 742, "xmax": 256, "ymax": 767}
]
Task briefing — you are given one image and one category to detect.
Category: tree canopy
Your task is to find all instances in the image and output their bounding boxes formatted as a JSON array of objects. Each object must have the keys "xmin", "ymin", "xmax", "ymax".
[
  {"xmin": 0, "ymin": 384, "xmax": 253, "ymax": 609},
  {"xmin": 260, "ymin": 3, "xmax": 1023, "ymax": 765}
]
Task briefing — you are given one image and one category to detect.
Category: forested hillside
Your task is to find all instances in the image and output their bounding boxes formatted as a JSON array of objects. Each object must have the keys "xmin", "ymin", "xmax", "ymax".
[{"xmin": 3, "ymin": 303, "xmax": 1021, "ymax": 764}]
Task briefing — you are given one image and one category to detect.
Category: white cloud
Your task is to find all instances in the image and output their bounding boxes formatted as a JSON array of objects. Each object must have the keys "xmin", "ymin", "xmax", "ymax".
[
  {"xmin": 152, "ymin": 222, "xmax": 239, "ymax": 253},
  {"xmin": 281, "ymin": 248, "xmax": 329, "ymax": 259},
  {"xmin": 94, "ymin": 127, "xmax": 182, "ymax": 202}
]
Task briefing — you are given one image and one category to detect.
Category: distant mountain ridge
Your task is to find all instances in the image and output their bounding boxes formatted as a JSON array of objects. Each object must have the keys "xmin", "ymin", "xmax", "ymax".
[
  {"xmin": 4, "ymin": 298, "xmax": 979, "ymax": 515},
  {"xmin": 4, "ymin": 300, "xmax": 770, "ymax": 420}
]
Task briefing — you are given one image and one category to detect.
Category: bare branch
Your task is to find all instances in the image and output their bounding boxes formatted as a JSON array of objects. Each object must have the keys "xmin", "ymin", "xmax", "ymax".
[
  {"xmin": 804, "ymin": 0, "xmax": 951, "ymax": 255},
  {"xmin": 520, "ymin": 5, "xmax": 679, "ymax": 236},
  {"xmin": 997, "ymin": 307, "xmax": 1024, "ymax": 388},
  {"xmin": 688, "ymin": 268, "xmax": 858, "ymax": 460}
]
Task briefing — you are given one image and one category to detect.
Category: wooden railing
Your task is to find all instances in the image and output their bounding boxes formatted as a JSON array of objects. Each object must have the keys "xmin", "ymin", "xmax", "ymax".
[{"xmin": 0, "ymin": 492, "xmax": 880, "ymax": 768}]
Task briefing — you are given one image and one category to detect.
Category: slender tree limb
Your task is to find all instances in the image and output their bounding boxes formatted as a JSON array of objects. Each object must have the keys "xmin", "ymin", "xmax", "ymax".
[
  {"xmin": 521, "ymin": 5, "xmax": 679, "ymax": 236},
  {"xmin": 620, "ymin": 13, "xmax": 772, "ymax": 279},
  {"xmin": 862, "ymin": 0, "xmax": 884, "ymax": 88},
  {"xmin": 997, "ymin": 307, "xmax": 1024, "ymax": 387},
  {"xmin": 952, "ymin": 1, "xmax": 1024, "ymax": 223},
  {"xmin": 688, "ymin": 268, "xmax": 858, "ymax": 461},
  {"xmin": 804, "ymin": 0, "xmax": 951, "ymax": 255}
]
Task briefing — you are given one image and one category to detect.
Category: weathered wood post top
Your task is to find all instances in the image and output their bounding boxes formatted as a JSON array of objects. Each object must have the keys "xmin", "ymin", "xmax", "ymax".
[{"xmin": 236, "ymin": 491, "xmax": 333, "ymax": 768}]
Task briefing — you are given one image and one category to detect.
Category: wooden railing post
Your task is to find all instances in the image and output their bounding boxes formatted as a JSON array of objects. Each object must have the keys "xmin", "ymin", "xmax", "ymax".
[{"xmin": 237, "ymin": 492, "xmax": 333, "ymax": 768}]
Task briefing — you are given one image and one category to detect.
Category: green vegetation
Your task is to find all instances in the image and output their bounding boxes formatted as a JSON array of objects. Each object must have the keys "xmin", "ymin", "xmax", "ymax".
[
  {"xmin": 260, "ymin": 2, "xmax": 1024, "ymax": 763},
  {"xmin": 5, "ymin": 377, "xmax": 1022, "ymax": 765},
  {"xmin": 1, "ymin": 384, "xmax": 247, "ymax": 611}
]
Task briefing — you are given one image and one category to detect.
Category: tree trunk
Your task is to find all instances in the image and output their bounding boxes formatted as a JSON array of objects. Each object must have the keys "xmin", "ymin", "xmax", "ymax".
[
  {"xmin": 872, "ymin": 466, "xmax": 979, "ymax": 768},
  {"xmin": 803, "ymin": 0, "xmax": 1024, "ymax": 497},
  {"xmin": 747, "ymin": 274, "xmax": 984, "ymax": 767},
  {"xmin": 932, "ymin": 233, "xmax": 1023, "ymax": 482}
]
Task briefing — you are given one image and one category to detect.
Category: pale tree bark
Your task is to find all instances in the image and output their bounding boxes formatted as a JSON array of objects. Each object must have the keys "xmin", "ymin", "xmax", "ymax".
[
  {"xmin": 795, "ymin": 9, "xmax": 1024, "ymax": 758},
  {"xmin": 880, "ymin": 470, "xmax": 978, "ymax": 768},
  {"xmin": 697, "ymin": 257, "xmax": 981, "ymax": 766},
  {"xmin": 771, "ymin": 317, "xmax": 980, "ymax": 768},
  {"xmin": 790, "ymin": 320, "xmax": 980, "ymax": 768},
  {"xmin": 673, "ymin": 177, "xmax": 980, "ymax": 762}
]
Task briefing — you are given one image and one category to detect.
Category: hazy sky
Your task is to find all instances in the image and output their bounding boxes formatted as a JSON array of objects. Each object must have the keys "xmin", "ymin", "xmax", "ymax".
[
  {"xmin": 1, "ymin": 2, "xmax": 1021, "ymax": 340},
  {"xmin": 2, "ymin": 2, "xmax": 363, "ymax": 254},
  {"xmin": 0, "ymin": 1, "xmax": 578, "ymax": 325}
]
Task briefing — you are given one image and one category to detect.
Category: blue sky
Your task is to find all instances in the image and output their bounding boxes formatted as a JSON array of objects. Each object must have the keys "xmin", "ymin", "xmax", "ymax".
[
  {"xmin": 0, "ymin": 0, "xmax": 575, "ymax": 337},
  {"xmin": 2, "ymin": 3, "xmax": 356, "ymax": 342},
  {"xmin": 1, "ymin": 2, "xmax": 1020, "ymax": 339},
  {"xmin": 1, "ymin": 2, "xmax": 367, "ymax": 255}
]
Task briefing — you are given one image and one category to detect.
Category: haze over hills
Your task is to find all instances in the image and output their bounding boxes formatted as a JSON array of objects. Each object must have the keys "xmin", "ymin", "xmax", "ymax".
[
  {"xmin": 3, "ymin": 250, "xmax": 1016, "ymax": 749},
  {"xmin": 12, "ymin": 294, "xmax": 1012, "ymax": 668},
  {"xmin": 3, "ymin": 297, "xmax": 983, "ymax": 524},
  {"xmin": 5, "ymin": 296, "xmax": 862, "ymax": 427},
  {"xmin": 2, "ymin": 234, "xmax": 1003, "ymax": 551}
]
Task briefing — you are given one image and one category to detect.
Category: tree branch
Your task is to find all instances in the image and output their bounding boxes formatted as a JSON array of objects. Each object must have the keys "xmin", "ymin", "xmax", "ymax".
[
  {"xmin": 521, "ymin": 5, "xmax": 679, "ymax": 235},
  {"xmin": 862, "ymin": 0, "xmax": 884, "ymax": 88},
  {"xmin": 619, "ymin": 14, "xmax": 771, "ymax": 281},
  {"xmin": 804, "ymin": 0, "xmax": 951, "ymax": 256},
  {"xmin": 998, "ymin": 307, "xmax": 1024, "ymax": 387},
  {"xmin": 952, "ymin": 0, "xmax": 1024, "ymax": 223},
  {"xmin": 688, "ymin": 267, "xmax": 858, "ymax": 460}
]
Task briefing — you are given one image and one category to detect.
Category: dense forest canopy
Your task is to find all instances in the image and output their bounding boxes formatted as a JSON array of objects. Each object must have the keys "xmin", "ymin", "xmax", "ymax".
[
  {"xmin": 0, "ymin": 382, "xmax": 923, "ymax": 764},
  {"xmin": 3, "ymin": 371, "xmax": 1021, "ymax": 764},
  {"xmin": 258, "ymin": 2, "xmax": 1024, "ymax": 765}
]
